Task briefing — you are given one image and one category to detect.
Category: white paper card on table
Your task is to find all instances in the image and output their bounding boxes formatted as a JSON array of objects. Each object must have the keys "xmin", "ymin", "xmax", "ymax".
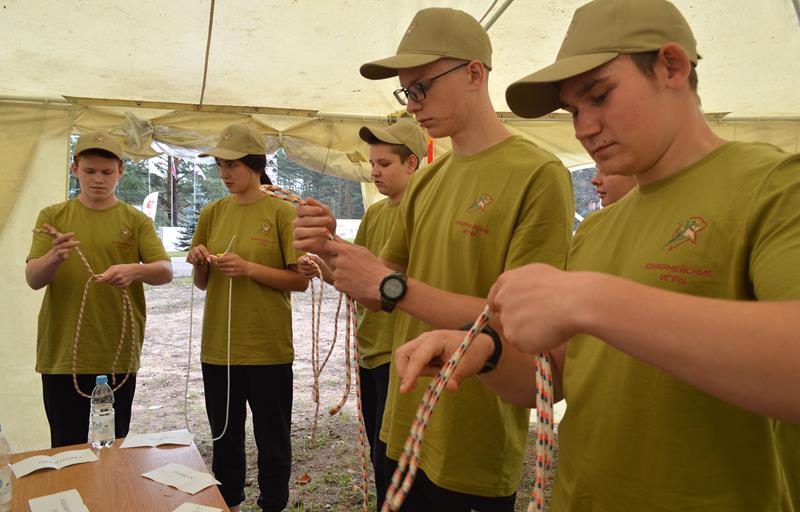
[
  {"xmin": 172, "ymin": 503, "xmax": 223, "ymax": 512},
  {"xmin": 121, "ymin": 429, "xmax": 195, "ymax": 448},
  {"xmin": 28, "ymin": 489, "xmax": 90, "ymax": 512},
  {"xmin": 142, "ymin": 463, "xmax": 220, "ymax": 495},
  {"xmin": 11, "ymin": 448, "xmax": 97, "ymax": 478}
]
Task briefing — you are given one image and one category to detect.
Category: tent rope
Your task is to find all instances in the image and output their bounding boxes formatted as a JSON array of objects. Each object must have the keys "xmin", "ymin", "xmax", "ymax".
[{"xmin": 198, "ymin": 0, "xmax": 217, "ymax": 107}]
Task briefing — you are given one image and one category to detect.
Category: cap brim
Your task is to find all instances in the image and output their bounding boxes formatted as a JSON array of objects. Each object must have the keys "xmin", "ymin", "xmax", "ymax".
[
  {"xmin": 359, "ymin": 126, "xmax": 403, "ymax": 145},
  {"xmin": 198, "ymin": 148, "xmax": 248, "ymax": 160},
  {"xmin": 506, "ymin": 52, "xmax": 618, "ymax": 118},
  {"xmin": 360, "ymin": 53, "xmax": 443, "ymax": 80}
]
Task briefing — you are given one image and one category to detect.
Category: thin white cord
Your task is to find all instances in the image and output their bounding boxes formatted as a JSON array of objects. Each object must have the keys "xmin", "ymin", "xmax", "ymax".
[{"xmin": 184, "ymin": 235, "xmax": 236, "ymax": 442}]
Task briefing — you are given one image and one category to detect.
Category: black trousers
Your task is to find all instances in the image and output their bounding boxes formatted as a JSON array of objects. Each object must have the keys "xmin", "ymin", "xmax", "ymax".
[
  {"xmin": 41, "ymin": 373, "xmax": 137, "ymax": 448},
  {"xmin": 202, "ymin": 363, "xmax": 292, "ymax": 511},
  {"xmin": 359, "ymin": 363, "xmax": 390, "ymax": 511},
  {"xmin": 383, "ymin": 456, "xmax": 516, "ymax": 512}
]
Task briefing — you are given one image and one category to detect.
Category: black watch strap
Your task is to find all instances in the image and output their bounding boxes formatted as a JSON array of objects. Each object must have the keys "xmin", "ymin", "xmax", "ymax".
[
  {"xmin": 460, "ymin": 323, "xmax": 503, "ymax": 374},
  {"xmin": 379, "ymin": 273, "xmax": 407, "ymax": 313}
]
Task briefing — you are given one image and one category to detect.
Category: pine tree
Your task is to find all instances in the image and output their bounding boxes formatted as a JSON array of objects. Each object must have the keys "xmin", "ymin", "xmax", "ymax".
[{"xmin": 175, "ymin": 194, "xmax": 203, "ymax": 251}]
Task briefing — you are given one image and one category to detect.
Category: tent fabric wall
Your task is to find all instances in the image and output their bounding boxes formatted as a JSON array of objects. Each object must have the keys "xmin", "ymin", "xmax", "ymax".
[
  {"xmin": 3, "ymin": 1, "xmax": 799, "ymax": 117},
  {"xmin": 0, "ymin": 102, "xmax": 70, "ymax": 450}
]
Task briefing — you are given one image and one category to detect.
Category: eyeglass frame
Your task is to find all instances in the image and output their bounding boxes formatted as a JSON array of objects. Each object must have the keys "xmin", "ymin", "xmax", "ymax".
[{"xmin": 392, "ymin": 62, "xmax": 470, "ymax": 106}]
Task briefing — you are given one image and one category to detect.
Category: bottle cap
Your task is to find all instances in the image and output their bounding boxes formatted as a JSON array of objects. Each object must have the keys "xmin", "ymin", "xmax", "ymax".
[{"xmin": 96, "ymin": 375, "xmax": 108, "ymax": 385}]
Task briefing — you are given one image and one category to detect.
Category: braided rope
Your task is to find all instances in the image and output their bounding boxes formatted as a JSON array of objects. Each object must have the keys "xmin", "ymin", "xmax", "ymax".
[
  {"xmin": 528, "ymin": 351, "xmax": 555, "ymax": 512},
  {"xmin": 307, "ymin": 256, "xmax": 323, "ymax": 443},
  {"xmin": 348, "ymin": 296, "xmax": 370, "ymax": 511},
  {"xmin": 382, "ymin": 305, "xmax": 556, "ymax": 511},
  {"xmin": 327, "ymin": 296, "xmax": 352, "ymax": 416},
  {"xmin": 262, "ymin": 184, "xmax": 369, "ymax": 511},
  {"xmin": 34, "ymin": 227, "xmax": 135, "ymax": 399}
]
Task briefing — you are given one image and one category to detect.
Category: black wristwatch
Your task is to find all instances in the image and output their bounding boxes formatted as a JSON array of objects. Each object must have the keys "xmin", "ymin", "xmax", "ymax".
[
  {"xmin": 379, "ymin": 273, "xmax": 407, "ymax": 312},
  {"xmin": 461, "ymin": 323, "xmax": 503, "ymax": 374}
]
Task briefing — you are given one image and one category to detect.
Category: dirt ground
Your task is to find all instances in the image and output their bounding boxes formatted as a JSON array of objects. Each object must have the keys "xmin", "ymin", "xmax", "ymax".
[{"xmin": 130, "ymin": 279, "xmax": 556, "ymax": 511}]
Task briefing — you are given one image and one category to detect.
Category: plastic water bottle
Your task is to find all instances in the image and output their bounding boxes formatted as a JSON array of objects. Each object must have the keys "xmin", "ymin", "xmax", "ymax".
[
  {"xmin": 0, "ymin": 423, "xmax": 12, "ymax": 512},
  {"xmin": 88, "ymin": 375, "xmax": 115, "ymax": 449}
]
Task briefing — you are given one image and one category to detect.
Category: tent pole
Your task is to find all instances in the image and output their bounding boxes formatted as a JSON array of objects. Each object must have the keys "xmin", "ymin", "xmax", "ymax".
[
  {"xmin": 482, "ymin": 0, "xmax": 515, "ymax": 31},
  {"xmin": 0, "ymin": 95, "xmax": 69, "ymax": 105},
  {"xmin": 198, "ymin": 0, "xmax": 217, "ymax": 107}
]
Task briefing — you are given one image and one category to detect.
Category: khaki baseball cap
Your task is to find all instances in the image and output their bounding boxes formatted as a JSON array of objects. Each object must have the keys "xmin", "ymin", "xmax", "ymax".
[
  {"xmin": 199, "ymin": 124, "xmax": 266, "ymax": 159},
  {"xmin": 74, "ymin": 131, "xmax": 124, "ymax": 160},
  {"xmin": 506, "ymin": 0, "xmax": 699, "ymax": 118},
  {"xmin": 359, "ymin": 119, "xmax": 428, "ymax": 161},
  {"xmin": 360, "ymin": 8, "xmax": 491, "ymax": 80}
]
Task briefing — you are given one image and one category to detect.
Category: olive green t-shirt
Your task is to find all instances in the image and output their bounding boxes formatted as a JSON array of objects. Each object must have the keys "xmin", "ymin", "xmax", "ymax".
[
  {"xmin": 556, "ymin": 142, "xmax": 800, "ymax": 511},
  {"xmin": 27, "ymin": 199, "xmax": 169, "ymax": 374},
  {"xmin": 193, "ymin": 194, "xmax": 299, "ymax": 365},
  {"xmin": 353, "ymin": 198, "xmax": 400, "ymax": 369},
  {"xmin": 380, "ymin": 135, "xmax": 574, "ymax": 496}
]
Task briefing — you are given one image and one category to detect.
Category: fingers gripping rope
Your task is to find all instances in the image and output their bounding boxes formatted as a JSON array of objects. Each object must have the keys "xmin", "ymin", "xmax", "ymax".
[
  {"xmin": 382, "ymin": 306, "xmax": 556, "ymax": 512},
  {"xmin": 263, "ymin": 185, "xmax": 369, "ymax": 512},
  {"xmin": 33, "ymin": 227, "xmax": 135, "ymax": 399}
]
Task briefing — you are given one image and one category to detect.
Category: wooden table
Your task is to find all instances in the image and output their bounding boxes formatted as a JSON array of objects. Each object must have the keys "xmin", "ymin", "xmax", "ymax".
[{"xmin": 10, "ymin": 439, "xmax": 229, "ymax": 511}]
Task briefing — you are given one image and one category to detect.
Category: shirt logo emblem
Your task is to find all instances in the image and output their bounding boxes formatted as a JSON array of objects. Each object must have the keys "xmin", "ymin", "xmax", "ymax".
[
  {"xmin": 119, "ymin": 227, "xmax": 132, "ymax": 241},
  {"xmin": 664, "ymin": 216, "xmax": 708, "ymax": 251},
  {"xmin": 466, "ymin": 193, "xmax": 494, "ymax": 214},
  {"xmin": 259, "ymin": 221, "xmax": 273, "ymax": 234}
]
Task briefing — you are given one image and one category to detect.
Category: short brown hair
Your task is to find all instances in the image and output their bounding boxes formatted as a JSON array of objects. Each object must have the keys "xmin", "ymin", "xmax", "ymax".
[
  {"xmin": 627, "ymin": 51, "xmax": 700, "ymax": 105},
  {"xmin": 73, "ymin": 148, "xmax": 123, "ymax": 167}
]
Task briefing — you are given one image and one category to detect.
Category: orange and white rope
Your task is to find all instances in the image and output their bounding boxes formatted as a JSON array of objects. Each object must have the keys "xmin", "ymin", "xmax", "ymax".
[
  {"xmin": 383, "ymin": 305, "xmax": 556, "ymax": 512},
  {"xmin": 33, "ymin": 227, "xmax": 135, "ymax": 399}
]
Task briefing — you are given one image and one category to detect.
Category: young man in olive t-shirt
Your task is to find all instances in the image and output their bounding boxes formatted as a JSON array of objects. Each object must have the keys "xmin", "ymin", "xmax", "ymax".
[
  {"xmin": 26, "ymin": 132, "xmax": 172, "ymax": 448},
  {"xmin": 293, "ymin": 8, "xmax": 573, "ymax": 510},
  {"xmin": 396, "ymin": 1, "xmax": 800, "ymax": 510}
]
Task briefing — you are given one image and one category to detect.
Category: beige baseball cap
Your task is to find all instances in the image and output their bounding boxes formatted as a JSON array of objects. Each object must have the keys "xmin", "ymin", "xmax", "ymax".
[
  {"xmin": 360, "ymin": 8, "xmax": 492, "ymax": 80},
  {"xmin": 359, "ymin": 119, "xmax": 428, "ymax": 161},
  {"xmin": 199, "ymin": 124, "xmax": 266, "ymax": 159},
  {"xmin": 74, "ymin": 131, "xmax": 124, "ymax": 160},
  {"xmin": 506, "ymin": 0, "xmax": 699, "ymax": 118}
]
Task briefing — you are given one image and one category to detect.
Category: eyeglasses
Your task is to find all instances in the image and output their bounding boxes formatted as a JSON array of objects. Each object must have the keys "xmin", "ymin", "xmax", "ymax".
[{"xmin": 393, "ymin": 62, "xmax": 469, "ymax": 106}]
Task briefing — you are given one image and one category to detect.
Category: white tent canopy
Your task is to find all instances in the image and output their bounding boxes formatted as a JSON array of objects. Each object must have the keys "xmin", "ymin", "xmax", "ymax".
[
  {"xmin": 3, "ymin": 0, "xmax": 800, "ymax": 116},
  {"xmin": 1, "ymin": 0, "xmax": 799, "ymax": 450}
]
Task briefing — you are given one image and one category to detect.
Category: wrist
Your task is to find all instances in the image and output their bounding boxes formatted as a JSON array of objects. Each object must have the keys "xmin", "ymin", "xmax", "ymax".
[
  {"xmin": 569, "ymin": 271, "xmax": 605, "ymax": 333},
  {"xmin": 461, "ymin": 324, "xmax": 502, "ymax": 374},
  {"xmin": 378, "ymin": 272, "xmax": 407, "ymax": 313}
]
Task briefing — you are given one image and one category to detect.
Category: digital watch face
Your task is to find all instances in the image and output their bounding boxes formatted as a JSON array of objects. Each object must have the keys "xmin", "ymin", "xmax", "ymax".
[{"xmin": 383, "ymin": 277, "xmax": 405, "ymax": 300}]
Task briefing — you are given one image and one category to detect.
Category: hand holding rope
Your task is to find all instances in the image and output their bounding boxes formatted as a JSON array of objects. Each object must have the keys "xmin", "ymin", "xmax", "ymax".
[
  {"xmin": 383, "ymin": 305, "xmax": 556, "ymax": 512},
  {"xmin": 264, "ymin": 184, "xmax": 370, "ymax": 511},
  {"xmin": 33, "ymin": 226, "xmax": 136, "ymax": 399}
]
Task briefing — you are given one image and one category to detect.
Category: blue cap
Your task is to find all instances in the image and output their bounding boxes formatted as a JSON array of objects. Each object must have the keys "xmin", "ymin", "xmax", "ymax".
[{"xmin": 96, "ymin": 375, "xmax": 108, "ymax": 385}]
